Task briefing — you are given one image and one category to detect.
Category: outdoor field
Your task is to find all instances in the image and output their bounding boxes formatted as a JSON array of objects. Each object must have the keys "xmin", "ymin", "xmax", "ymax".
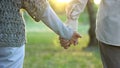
[{"xmin": 23, "ymin": 12, "xmax": 102, "ymax": 68}]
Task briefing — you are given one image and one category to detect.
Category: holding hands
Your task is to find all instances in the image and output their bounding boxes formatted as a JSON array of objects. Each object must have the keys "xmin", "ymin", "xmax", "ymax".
[
  {"xmin": 59, "ymin": 0, "xmax": 85, "ymax": 49},
  {"xmin": 59, "ymin": 32, "xmax": 81, "ymax": 49}
]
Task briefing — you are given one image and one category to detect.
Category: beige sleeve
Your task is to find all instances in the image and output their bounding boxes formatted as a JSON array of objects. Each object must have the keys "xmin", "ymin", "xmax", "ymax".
[
  {"xmin": 65, "ymin": 0, "xmax": 88, "ymax": 31},
  {"xmin": 66, "ymin": 0, "xmax": 88, "ymax": 20}
]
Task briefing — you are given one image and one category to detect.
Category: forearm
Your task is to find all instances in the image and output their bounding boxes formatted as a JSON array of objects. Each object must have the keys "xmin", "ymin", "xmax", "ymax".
[
  {"xmin": 22, "ymin": 0, "xmax": 74, "ymax": 40},
  {"xmin": 66, "ymin": 0, "xmax": 88, "ymax": 31},
  {"xmin": 41, "ymin": 6, "xmax": 74, "ymax": 40},
  {"xmin": 66, "ymin": 0, "xmax": 88, "ymax": 19}
]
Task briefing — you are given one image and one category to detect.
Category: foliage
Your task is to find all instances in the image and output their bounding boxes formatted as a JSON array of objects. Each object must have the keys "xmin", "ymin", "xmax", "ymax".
[{"xmin": 49, "ymin": 0, "xmax": 67, "ymax": 13}]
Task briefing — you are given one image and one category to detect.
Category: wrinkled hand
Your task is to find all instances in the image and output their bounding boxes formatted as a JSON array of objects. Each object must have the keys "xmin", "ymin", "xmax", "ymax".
[{"xmin": 59, "ymin": 32, "xmax": 81, "ymax": 49}]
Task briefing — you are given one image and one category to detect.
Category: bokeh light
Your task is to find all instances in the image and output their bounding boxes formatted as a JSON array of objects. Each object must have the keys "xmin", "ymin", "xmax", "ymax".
[
  {"xmin": 56, "ymin": 0, "xmax": 72, "ymax": 3},
  {"xmin": 94, "ymin": 0, "xmax": 101, "ymax": 5}
]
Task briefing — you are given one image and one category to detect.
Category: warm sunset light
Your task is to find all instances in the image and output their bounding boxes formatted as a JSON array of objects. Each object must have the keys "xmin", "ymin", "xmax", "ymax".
[
  {"xmin": 56, "ymin": 0, "xmax": 72, "ymax": 3},
  {"xmin": 94, "ymin": 0, "xmax": 101, "ymax": 5}
]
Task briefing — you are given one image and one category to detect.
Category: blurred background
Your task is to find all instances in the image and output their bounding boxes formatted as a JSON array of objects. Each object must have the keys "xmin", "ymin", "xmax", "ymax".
[{"xmin": 23, "ymin": 0, "xmax": 102, "ymax": 68}]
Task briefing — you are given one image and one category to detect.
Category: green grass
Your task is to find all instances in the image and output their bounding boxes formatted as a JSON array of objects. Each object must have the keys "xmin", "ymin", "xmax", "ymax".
[
  {"xmin": 23, "ymin": 13, "xmax": 102, "ymax": 68},
  {"xmin": 24, "ymin": 44, "xmax": 102, "ymax": 68},
  {"xmin": 24, "ymin": 31, "xmax": 102, "ymax": 68}
]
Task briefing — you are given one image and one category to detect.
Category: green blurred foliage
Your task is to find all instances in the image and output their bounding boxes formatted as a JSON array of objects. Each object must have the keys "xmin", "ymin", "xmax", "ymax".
[{"xmin": 49, "ymin": 0, "xmax": 67, "ymax": 13}]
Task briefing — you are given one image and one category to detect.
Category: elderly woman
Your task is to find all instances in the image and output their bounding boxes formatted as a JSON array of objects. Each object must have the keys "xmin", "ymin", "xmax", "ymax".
[{"xmin": 0, "ymin": 0, "xmax": 80, "ymax": 68}]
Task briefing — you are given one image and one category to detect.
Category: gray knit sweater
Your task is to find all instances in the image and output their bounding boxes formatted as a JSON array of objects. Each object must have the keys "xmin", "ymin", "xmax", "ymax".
[
  {"xmin": 0, "ymin": 0, "xmax": 25, "ymax": 47},
  {"xmin": 0, "ymin": 0, "xmax": 74, "ymax": 47}
]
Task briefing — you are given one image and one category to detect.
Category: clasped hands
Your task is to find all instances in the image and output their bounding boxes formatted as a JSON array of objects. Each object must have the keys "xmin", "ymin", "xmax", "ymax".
[
  {"xmin": 59, "ymin": 0, "xmax": 82, "ymax": 49},
  {"xmin": 59, "ymin": 32, "xmax": 81, "ymax": 49}
]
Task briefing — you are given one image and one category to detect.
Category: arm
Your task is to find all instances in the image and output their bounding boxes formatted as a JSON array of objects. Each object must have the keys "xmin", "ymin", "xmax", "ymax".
[
  {"xmin": 65, "ymin": 0, "xmax": 88, "ymax": 31},
  {"xmin": 59, "ymin": 0, "xmax": 88, "ymax": 49},
  {"xmin": 22, "ymin": 0, "xmax": 74, "ymax": 40}
]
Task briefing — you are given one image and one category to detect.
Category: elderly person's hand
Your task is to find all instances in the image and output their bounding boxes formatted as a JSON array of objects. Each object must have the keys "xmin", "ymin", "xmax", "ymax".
[{"xmin": 59, "ymin": 32, "xmax": 81, "ymax": 49}]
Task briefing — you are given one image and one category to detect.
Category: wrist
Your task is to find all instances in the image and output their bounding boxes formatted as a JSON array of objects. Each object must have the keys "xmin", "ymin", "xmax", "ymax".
[{"xmin": 65, "ymin": 19, "xmax": 78, "ymax": 31}]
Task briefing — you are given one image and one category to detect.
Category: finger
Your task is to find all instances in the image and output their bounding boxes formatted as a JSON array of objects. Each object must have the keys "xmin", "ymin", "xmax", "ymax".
[
  {"xmin": 60, "ymin": 40, "xmax": 69, "ymax": 46},
  {"xmin": 59, "ymin": 38, "xmax": 69, "ymax": 44},
  {"xmin": 62, "ymin": 41, "xmax": 71, "ymax": 49},
  {"xmin": 75, "ymin": 33, "xmax": 82, "ymax": 38},
  {"xmin": 64, "ymin": 45, "xmax": 69, "ymax": 49},
  {"xmin": 73, "ymin": 40, "xmax": 78, "ymax": 46},
  {"xmin": 60, "ymin": 38, "xmax": 69, "ymax": 43},
  {"xmin": 63, "ymin": 43, "xmax": 71, "ymax": 49},
  {"xmin": 69, "ymin": 38, "xmax": 78, "ymax": 46},
  {"xmin": 60, "ymin": 41, "xmax": 70, "ymax": 46},
  {"xmin": 62, "ymin": 41, "xmax": 71, "ymax": 47}
]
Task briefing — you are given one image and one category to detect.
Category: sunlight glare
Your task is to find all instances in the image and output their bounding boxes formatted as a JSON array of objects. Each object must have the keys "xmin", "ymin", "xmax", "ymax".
[
  {"xmin": 94, "ymin": 0, "xmax": 101, "ymax": 5},
  {"xmin": 56, "ymin": 0, "xmax": 72, "ymax": 3}
]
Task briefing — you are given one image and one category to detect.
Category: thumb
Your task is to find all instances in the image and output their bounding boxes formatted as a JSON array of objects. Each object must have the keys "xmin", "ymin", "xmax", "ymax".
[{"xmin": 74, "ymin": 32, "xmax": 82, "ymax": 38}]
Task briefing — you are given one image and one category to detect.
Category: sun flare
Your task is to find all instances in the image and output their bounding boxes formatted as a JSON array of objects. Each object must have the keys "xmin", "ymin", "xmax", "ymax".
[
  {"xmin": 94, "ymin": 0, "xmax": 101, "ymax": 5},
  {"xmin": 56, "ymin": 0, "xmax": 72, "ymax": 3}
]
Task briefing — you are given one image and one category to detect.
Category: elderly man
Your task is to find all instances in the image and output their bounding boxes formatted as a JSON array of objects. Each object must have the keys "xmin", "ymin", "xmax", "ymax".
[{"xmin": 60, "ymin": 0, "xmax": 120, "ymax": 68}]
